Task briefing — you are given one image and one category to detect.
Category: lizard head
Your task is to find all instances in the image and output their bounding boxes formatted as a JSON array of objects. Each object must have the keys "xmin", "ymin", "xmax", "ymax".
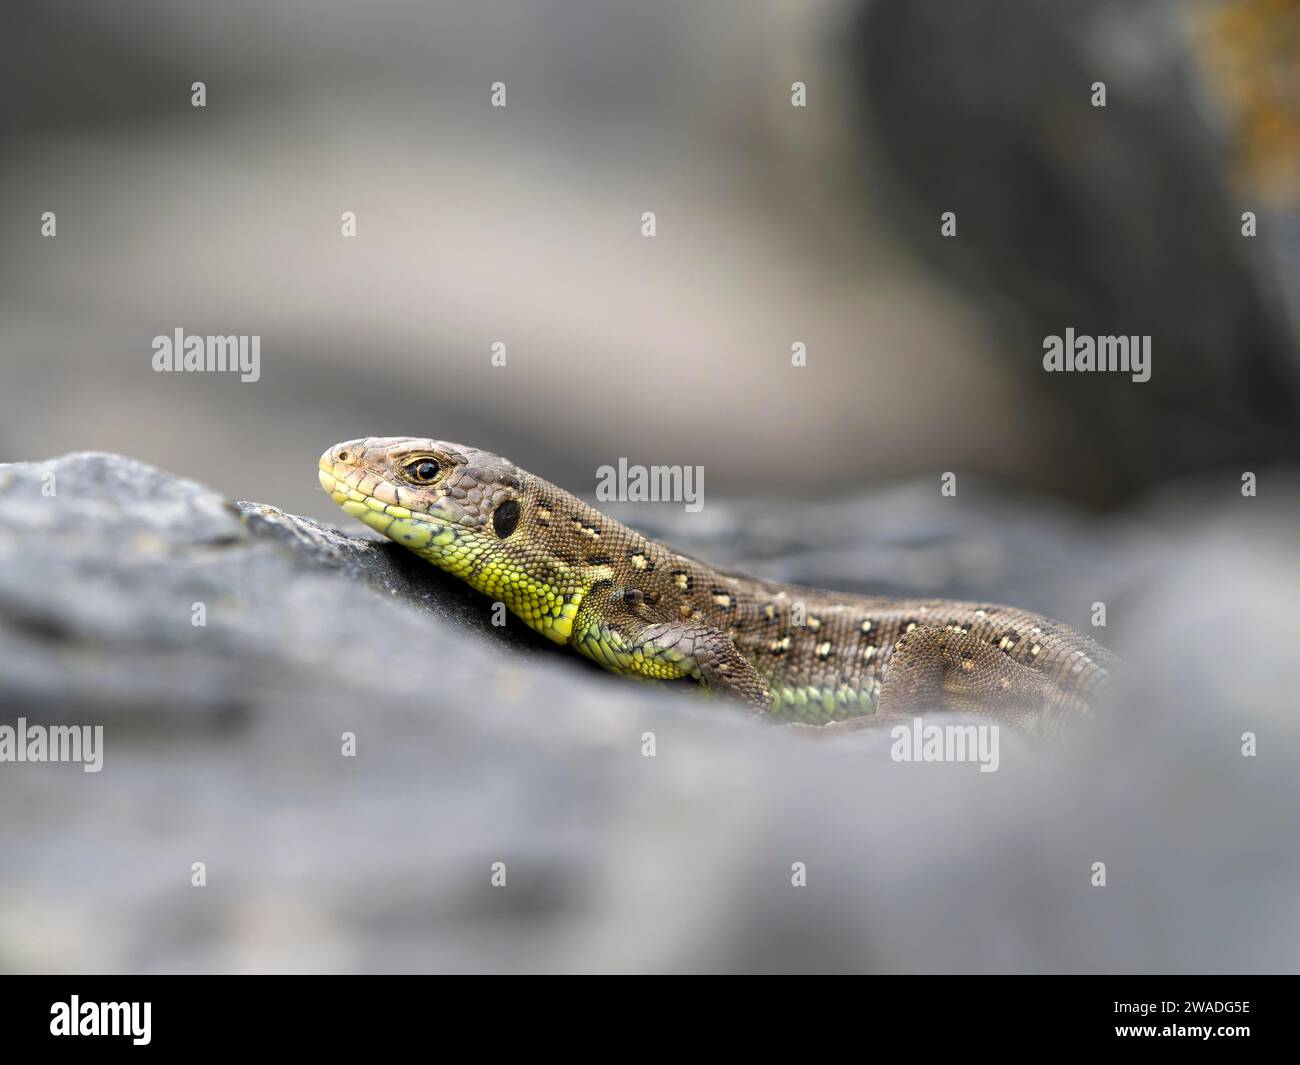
[
  {"xmin": 318, "ymin": 436, "xmax": 583, "ymax": 642},
  {"xmin": 318, "ymin": 436, "xmax": 526, "ymax": 550}
]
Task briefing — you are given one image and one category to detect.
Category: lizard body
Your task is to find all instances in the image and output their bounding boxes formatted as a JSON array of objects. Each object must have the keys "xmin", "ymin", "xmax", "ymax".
[{"xmin": 319, "ymin": 438, "xmax": 1117, "ymax": 733}]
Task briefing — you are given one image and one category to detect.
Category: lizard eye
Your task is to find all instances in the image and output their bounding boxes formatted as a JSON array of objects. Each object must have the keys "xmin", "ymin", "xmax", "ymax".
[
  {"xmin": 492, "ymin": 499, "xmax": 521, "ymax": 538},
  {"xmin": 404, "ymin": 459, "xmax": 441, "ymax": 484}
]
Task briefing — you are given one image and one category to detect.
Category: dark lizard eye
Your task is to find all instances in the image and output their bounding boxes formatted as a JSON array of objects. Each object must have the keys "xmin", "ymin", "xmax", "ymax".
[
  {"xmin": 405, "ymin": 459, "xmax": 440, "ymax": 483},
  {"xmin": 492, "ymin": 499, "xmax": 521, "ymax": 538}
]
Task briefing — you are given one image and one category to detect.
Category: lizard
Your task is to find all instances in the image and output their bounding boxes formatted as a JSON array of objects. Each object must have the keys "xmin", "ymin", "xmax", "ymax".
[{"xmin": 318, "ymin": 437, "xmax": 1118, "ymax": 734}]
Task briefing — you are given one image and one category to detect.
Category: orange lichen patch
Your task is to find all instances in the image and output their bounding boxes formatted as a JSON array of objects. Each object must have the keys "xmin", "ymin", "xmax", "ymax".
[{"xmin": 1190, "ymin": 0, "xmax": 1300, "ymax": 203}]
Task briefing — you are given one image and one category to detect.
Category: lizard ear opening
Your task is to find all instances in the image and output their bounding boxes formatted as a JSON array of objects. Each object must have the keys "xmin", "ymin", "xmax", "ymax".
[{"xmin": 492, "ymin": 499, "xmax": 521, "ymax": 538}]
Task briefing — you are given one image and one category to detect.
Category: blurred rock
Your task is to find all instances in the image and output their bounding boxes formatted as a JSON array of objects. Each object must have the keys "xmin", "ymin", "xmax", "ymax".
[
  {"xmin": 0, "ymin": 453, "xmax": 1296, "ymax": 973},
  {"xmin": 856, "ymin": 0, "xmax": 1300, "ymax": 501}
]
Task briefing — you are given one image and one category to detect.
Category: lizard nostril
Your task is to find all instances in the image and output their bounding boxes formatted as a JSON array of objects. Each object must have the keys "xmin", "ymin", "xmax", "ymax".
[{"xmin": 336, "ymin": 450, "xmax": 351, "ymax": 463}]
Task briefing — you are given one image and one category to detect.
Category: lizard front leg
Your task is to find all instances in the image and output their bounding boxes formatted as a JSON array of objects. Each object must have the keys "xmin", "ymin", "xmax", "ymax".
[
  {"xmin": 631, "ymin": 620, "xmax": 775, "ymax": 712},
  {"xmin": 570, "ymin": 587, "xmax": 773, "ymax": 711}
]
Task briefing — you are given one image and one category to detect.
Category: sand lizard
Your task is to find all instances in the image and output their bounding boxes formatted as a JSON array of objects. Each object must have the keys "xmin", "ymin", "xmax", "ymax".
[{"xmin": 319, "ymin": 437, "xmax": 1117, "ymax": 733}]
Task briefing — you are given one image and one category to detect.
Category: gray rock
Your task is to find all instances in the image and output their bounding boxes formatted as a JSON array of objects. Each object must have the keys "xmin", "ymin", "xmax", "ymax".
[{"xmin": 0, "ymin": 452, "xmax": 1296, "ymax": 973}]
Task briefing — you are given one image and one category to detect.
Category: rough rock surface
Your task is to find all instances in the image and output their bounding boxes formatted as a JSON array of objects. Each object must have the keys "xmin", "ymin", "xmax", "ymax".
[{"xmin": 0, "ymin": 453, "xmax": 1297, "ymax": 973}]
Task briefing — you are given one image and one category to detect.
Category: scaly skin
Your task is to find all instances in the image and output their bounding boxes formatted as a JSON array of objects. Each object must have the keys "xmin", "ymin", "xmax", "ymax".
[{"xmin": 319, "ymin": 437, "xmax": 1118, "ymax": 733}]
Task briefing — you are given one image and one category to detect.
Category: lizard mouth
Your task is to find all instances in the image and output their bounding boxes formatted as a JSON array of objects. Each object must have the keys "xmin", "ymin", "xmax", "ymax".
[{"xmin": 317, "ymin": 457, "xmax": 458, "ymax": 537}]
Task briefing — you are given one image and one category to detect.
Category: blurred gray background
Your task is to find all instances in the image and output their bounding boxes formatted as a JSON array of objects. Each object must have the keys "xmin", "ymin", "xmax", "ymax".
[
  {"xmin": 3, "ymin": 0, "xmax": 1297, "ymax": 511},
  {"xmin": 2, "ymin": 0, "xmax": 1299, "ymax": 975}
]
